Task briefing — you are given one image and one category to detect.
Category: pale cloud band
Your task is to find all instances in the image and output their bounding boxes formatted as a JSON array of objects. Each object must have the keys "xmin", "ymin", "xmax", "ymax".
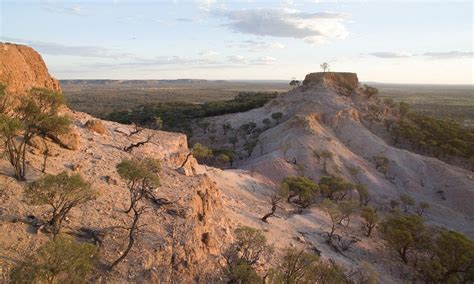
[
  {"xmin": 370, "ymin": 51, "xmax": 473, "ymax": 59},
  {"xmin": 213, "ymin": 8, "xmax": 349, "ymax": 45}
]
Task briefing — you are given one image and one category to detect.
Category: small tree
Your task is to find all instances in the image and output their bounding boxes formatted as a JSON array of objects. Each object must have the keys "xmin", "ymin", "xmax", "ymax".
[
  {"xmin": 271, "ymin": 112, "xmax": 283, "ymax": 124},
  {"xmin": 0, "ymin": 88, "xmax": 70, "ymax": 180},
  {"xmin": 281, "ymin": 176, "xmax": 319, "ymax": 210},
  {"xmin": 269, "ymin": 247, "xmax": 319, "ymax": 283},
  {"xmin": 281, "ymin": 143, "xmax": 291, "ymax": 161},
  {"xmin": 321, "ymin": 199, "xmax": 345, "ymax": 243},
  {"xmin": 244, "ymin": 139, "xmax": 258, "ymax": 158},
  {"xmin": 261, "ymin": 194, "xmax": 283, "ymax": 223},
  {"xmin": 356, "ymin": 184, "xmax": 370, "ymax": 206},
  {"xmin": 360, "ymin": 206, "xmax": 378, "ymax": 237},
  {"xmin": 229, "ymin": 136, "xmax": 238, "ymax": 150},
  {"xmin": 373, "ymin": 155, "xmax": 389, "ymax": 176},
  {"xmin": 400, "ymin": 194, "xmax": 415, "ymax": 213},
  {"xmin": 390, "ymin": 199, "xmax": 400, "ymax": 210},
  {"xmin": 416, "ymin": 201, "xmax": 431, "ymax": 217},
  {"xmin": 289, "ymin": 80, "xmax": 301, "ymax": 88},
  {"xmin": 110, "ymin": 205, "xmax": 147, "ymax": 270},
  {"xmin": 262, "ymin": 118, "xmax": 272, "ymax": 129},
  {"xmin": 10, "ymin": 235, "xmax": 98, "ymax": 283},
  {"xmin": 191, "ymin": 143, "xmax": 213, "ymax": 164},
  {"xmin": 338, "ymin": 200, "xmax": 359, "ymax": 227},
  {"xmin": 116, "ymin": 158, "xmax": 161, "ymax": 213},
  {"xmin": 24, "ymin": 172, "xmax": 96, "ymax": 237},
  {"xmin": 216, "ymin": 153, "xmax": 230, "ymax": 167},
  {"xmin": 320, "ymin": 62, "xmax": 330, "ymax": 72},
  {"xmin": 318, "ymin": 176, "xmax": 353, "ymax": 202},
  {"xmin": 419, "ymin": 230, "xmax": 474, "ymax": 283},
  {"xmin": 223, "ymin": 226, "xmax": 273, "ymax": 281},
  {"xmin": 222, "ymin": 122, "xmax": 232, "ymax": 135},
  {"xmin": 380, "ymin": 214, "xmax": 430, "ymax": 264}
]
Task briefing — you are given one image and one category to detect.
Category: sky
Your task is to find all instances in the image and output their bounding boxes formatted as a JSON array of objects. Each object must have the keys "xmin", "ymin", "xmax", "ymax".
[{"xmin": 0, "ymin": 0, "xmax": 473, "ymax": 84}]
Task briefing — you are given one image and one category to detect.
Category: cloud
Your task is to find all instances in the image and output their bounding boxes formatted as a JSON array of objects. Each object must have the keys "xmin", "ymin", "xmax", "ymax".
[
  {"xmin": 214, "ymin": 8, "xmax": 349, "ymax": 45},
  {"xmin": 229, "ymin": 39, "xmax": 286, "ymax": 51},
  {"xmin": 198, "ymin": 50, "xmax": 220, "ymax": 57},
  {"xmin": 0, "ymin": 37, "xmax": 134, "ymax": 59},
  {"xmin": 196, "ymin": 0, "xmax": 216, "ymax": 11},
  {"xmin": 369, "ymin": 50, "xmax": 473, "ymax": 59},
  {"xmin": 369, "ymin": 52, "xmax": 413, "ymax": 58},
  {"xmin": 253, "ymin": 56, "xmax": 277, "ymax": 65},
  {"xmin": 227, "ymin": 55, "xmax": 248, "ymax": 64},
  {"xmin": 43, "ymin": 4, "xmax": 88, "ymax": 16},
  {"xmin": 423, "ymin": 51, "xmax": 473, "ymax": 59}
]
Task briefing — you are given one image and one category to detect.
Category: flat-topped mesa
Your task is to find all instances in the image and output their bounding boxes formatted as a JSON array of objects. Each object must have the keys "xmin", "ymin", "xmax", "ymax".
[
  {"xmin": 0, "ymin": 43, "xmax": 61, "ymax": 95},
  {"xmin": 302, "ymin": 72, "xmax": 359, "ymax": 92}
]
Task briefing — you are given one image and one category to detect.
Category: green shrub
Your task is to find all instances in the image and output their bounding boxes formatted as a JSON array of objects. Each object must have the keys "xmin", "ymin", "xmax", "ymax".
[
  {"xmin": 24, "ymin": 172, "xmax": 96, "ymax": 237},
  {"xmin": 281, "ymin": 176, "xmax": 319, "ymax": 209},
  {"xmin": 318, "ymin": 176, "xmax": 354, "ymax": 201},
  {"xmin": 380, "ymin": 214, "xmax": 430, "ymax": 264},
  {"xmin": 419, "ymin": 230, "xmax": 474, "ymax": 283},
  {"xmin": 360, "ymin": 206, "xmax": 378, "ymax": 237},
  {"xmin": 223, "ymin": 226, "xmax": 273, "ymax": 282},
  {"xmin": 0, "ymin": 87, "xmax": 70, "ymax": 180},
  {"xmin": 116, "ymin": 158, "xmax": 161, "ymax": 213},
  {"xmin": 10, "ymin": 235, "xmax": 98, "ymax": 283}
]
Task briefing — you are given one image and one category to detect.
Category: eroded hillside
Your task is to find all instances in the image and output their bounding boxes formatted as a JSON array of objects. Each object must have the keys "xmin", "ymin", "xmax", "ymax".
[
  {"xmin": 0, "ymin": 43, "xmax": 232, "ymax": 283},
  {"xmin": 1, "ymin": 43, "xmax": 473, "ymax": 283}
]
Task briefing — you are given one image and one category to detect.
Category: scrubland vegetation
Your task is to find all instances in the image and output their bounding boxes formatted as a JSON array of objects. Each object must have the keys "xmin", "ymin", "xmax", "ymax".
[{"xmin": 107, "ymin": 91, "xmax": 278, "ymax": 136}]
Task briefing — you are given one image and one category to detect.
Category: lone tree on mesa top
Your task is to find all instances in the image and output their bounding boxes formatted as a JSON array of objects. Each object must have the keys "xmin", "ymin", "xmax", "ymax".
[{"xmin": 320, "ymin": 62, "xmax": 330, "ymax": 72}]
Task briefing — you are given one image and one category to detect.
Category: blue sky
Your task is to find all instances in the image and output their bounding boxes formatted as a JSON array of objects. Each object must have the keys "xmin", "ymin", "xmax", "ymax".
[{"xmin": 1, "ymin": 0, "xmax": 472, "ymax": 84}]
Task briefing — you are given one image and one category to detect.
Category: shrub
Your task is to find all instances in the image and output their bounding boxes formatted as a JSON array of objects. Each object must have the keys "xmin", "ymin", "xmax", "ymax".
[
  {"xmin": 419, "ymin": 230, "xmax": 474, "ymax": 283},
  {"xmin": 24, "ymin": 172, "xmax": 96, "ymax": 236},
  {"xmin": 399, "ymin": 194, "xmax": 415, "ymax": 213},
  {"xmin": 373, "ymin": 156, "xmax": 389, "ymax": 176},
  {"xmin": 380, "ymin": 214, "xmax": 430, "ymax": 264},
  {"xmin": 225, "ymin": 262, "xmax": 262, "ymax": 284},
  {"xmin": 271, "ymin": 112, "xmax": 283, "ymax": 124},
  {"xmin": 223, "ymin": 226, "xmax": 273, "ymax": 281},
  {"xmin": 360, "ymin": 206, "xmax": 378, "ymax": 237},
  {"xmin": 318, "ymin": 176, "xmax": 354, "ymax": 201},
  {"xmin": 416, "ymin": 201, "xmax": 430, "ymax": 216},
  {"xmin": 281, "ymin": 176, "xmax": 319, "ymax": 210},
  {"xmin": 191, "ymin": 143, "xmax": 213, "ymax": 164},
  {"xmin": 356, "ymin": 184, "xmax": 370, "ymax": 206},
  {"xmin": 116, "ymin": 158, "xmax": 161, "ymax": 213},
  {"xmin": 10, "ymin": 235, "xmax": 98, "ymax": 283},
  {"xmin": 321, "ymin": 199, "xmax": 345, "ymax": 242},
  {"xmin": 0, "ymin": 88, "xmax": 70, "ymax": 180},
  {"xmin": 268, "ymin": 247, "xmax": 319, "ymax": 283}
]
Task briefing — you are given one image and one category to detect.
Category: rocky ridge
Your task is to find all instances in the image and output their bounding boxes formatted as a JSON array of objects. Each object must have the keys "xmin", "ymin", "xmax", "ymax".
[{"xmin": 0, "ymin": 43, "xmax": 231, "ymax": 282}]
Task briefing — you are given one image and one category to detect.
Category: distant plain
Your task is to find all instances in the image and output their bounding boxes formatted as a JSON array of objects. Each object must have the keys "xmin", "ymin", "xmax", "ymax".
[{"xmin": 61, "ymin": 80, "xmax": 474, "ymax": 127}]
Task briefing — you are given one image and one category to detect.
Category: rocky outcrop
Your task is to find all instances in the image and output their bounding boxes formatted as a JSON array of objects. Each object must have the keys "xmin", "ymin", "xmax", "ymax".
[
  {"xmin": 302, "ymin": 72, "xmax": 359, "ymax": 92},
  {"xmin": 0, "ymin": 43, "xmax": 61, "ymax": 95},
  {"xmin": 0, "ymin": 43, "xmax": 231, "ymax": 282}
]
